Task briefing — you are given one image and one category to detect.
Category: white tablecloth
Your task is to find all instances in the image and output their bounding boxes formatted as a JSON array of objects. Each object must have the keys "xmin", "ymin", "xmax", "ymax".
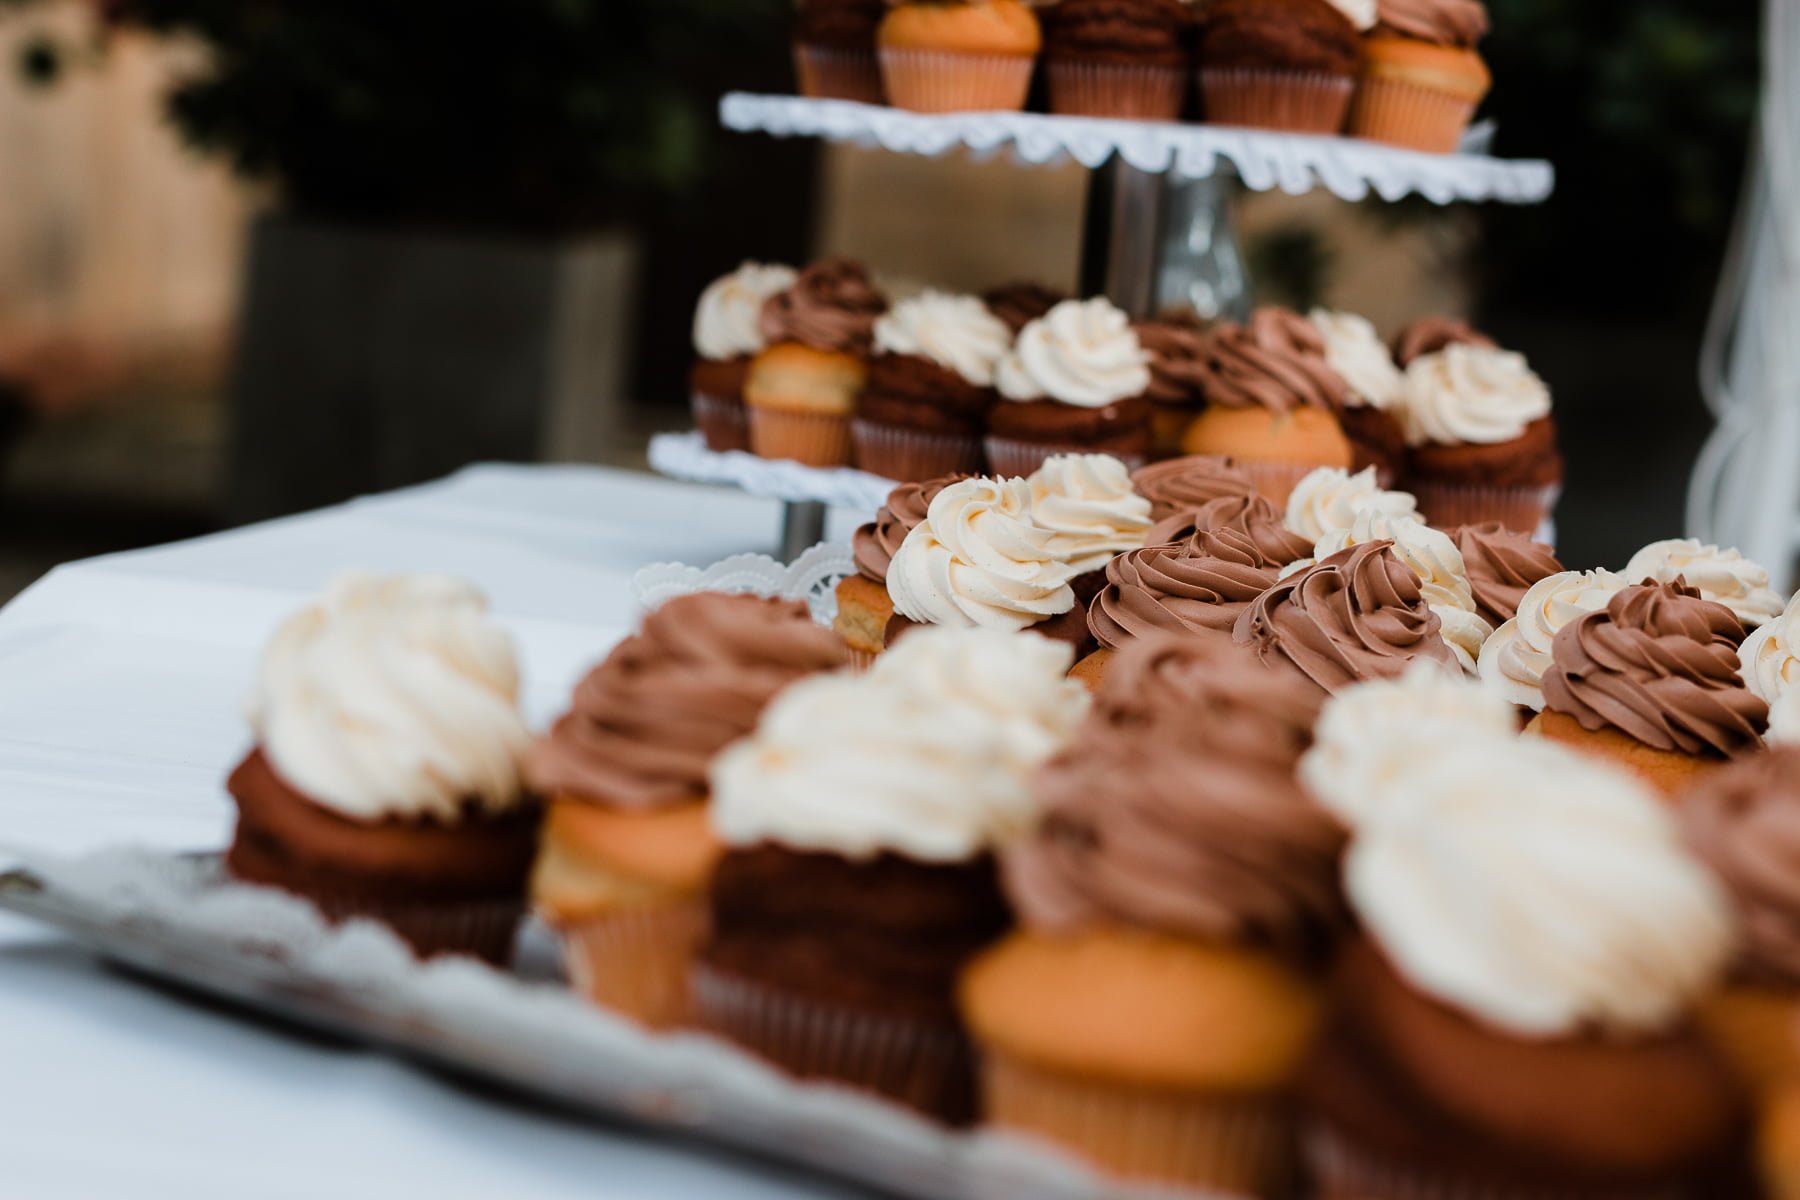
[{"xmin": 0, "ymin": 464, "xmax": 869, "ymax": 1200}]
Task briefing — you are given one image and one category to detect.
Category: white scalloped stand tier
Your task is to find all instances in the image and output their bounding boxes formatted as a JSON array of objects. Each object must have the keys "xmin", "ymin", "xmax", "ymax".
[
  {"xmin": 649, "ymin": 430, "xmax": 896, "ymax": 512},
  {"xmin": 721, "ymin": 92, "xmax": 1554, "ymax": 205},
  {"xmin": 631, "ymin": 541, "xmax": 857, "ymax": 625}
]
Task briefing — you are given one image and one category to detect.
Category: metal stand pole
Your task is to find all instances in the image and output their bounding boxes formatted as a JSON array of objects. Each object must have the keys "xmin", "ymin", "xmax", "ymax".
[
  {"xmin": 1081, "ymin": 162, "xmax": 1251, "ymax": 322},
  {"xmin": 779, "ymin": 500, "xmax": 827, "ymax": 562}
]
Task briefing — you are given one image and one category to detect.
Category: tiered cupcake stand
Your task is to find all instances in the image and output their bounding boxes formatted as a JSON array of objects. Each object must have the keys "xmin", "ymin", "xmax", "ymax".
[{"xmin": 651, "ymin": 92, "xmax": 1557, "ymax": 558}]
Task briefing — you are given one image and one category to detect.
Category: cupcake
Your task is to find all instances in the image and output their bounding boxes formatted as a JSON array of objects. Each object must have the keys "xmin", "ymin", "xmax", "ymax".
[
  {"xmin": 877, "ymin": 0, "xmax": 1043, "ymax": 113},
  {"xmin": 1390, "ymin": 313, "xmax": 1494, "ymax": 366},
  {"xmin": 989, "ymin": 298, "xmax": 1154, "ymax": 476},
  {"xmin": 695, "ymin": 627, "xmax": 1089, "ymax": 1123},
  {"xmin": 963, "ymin": 633, "xmax": 1342, "ymax": 1194},
  {"xmin": 1451, "ymin": 520, "xmax": 1564, "ymax": 626},
  {"xmin": 1397, "ymin": 341, "xmax": 1562, "ymax": 532},
  {"xmin": 1182, "ymin": 308, "xmax": 1355, "ymax": 506},
  {"xmin": 690, "ymin": 261, "xmax": 797, "ymax": 453},
  {"xmin": 1132, "ymin": 314, "xmax": 1215, "ymax": 457},
  {"xmin": 857, "ymin": 291, "xmax": 1011, "ymax": 480},
  {"xmin": 1305, "ymin": 737, "xmax": 1746, "ymax": 1199},
  {"xmin": 747, "ymin": 258, "xmax": 888, "ymax": 467},
  {"xmin": 227, "ymin": 573, "xmax": 539, "ymax": 964},
  {"xmin": 1026, "ymin": 451, "xmax": 1155, "ymax": 573},
  {"xmin": 1283, "ymin": 464, "xmax": 1418, "ymax": 543},
  {"xmin": 1194, "ymin": 0, "xmax": 1366, "ymax": 133},
  {"xmin": 1350, "ymin": 0, "xmax": 1492, "ymax": 153},
  {"xmin": 1131, "ymin": 453, "xmax": 1257, "ymax": 522},
  {"xmin": 1039, "ymin": 0, "xmax": 1192, "ymax": 120},
  {"xmin": 1235, "ymin": 540, "xmax": 1458, "ymax": 694},
  {"xmin": 1530, "ymin": 580, "xmax": 1767, "ymax": 797},
  {"xmin": 1740, "ymin": 591, "xmax": 1800, "ymax": 711},
  {"xmin": 1477, "ymin": 567, "xmax": 1629, "ymax": 710},
  {"xmin": 835, "ymin": 473, "xmax": 969, "ymax": 667},
  {"xmin": 526, "ymin": 592, "xmax": 847, "ymax": 1026},
  {"xmin": 1147, "ymin": 490, "xmax": 1314, "ymax": 565},
  {"xmin": 1309, "ymin": 308, "xmax": 1408, "ymax": 482},
  {"xmin": 1625, "ymin": 538, "xmax": 1785, "ymax": 629},
  {"xmin": 982, "ymin": 281, "xmax": 1067, "ymax": 335},
  {"xmin": 1085, "ymin": 526, "xmax": 1289, "ymax": 668},
  {"xmin": 793, "ymin": 0, "xmax": 888, "ymax": 103}
]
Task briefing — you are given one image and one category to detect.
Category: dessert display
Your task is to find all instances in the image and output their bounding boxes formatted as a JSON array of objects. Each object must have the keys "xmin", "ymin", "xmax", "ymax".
[
  {"xmin": 858, "ymin": 290, "xmax": 1011, "ymax": 480},
  {"xmin": 690, "ymin": 261, "xmax": 797, "ymax": 453},
  {"xmin": 1193, "ymin": 0, "xmax": 1365, "ymax": 133},
  {"xmin": 990, "ymin": 297, "xmax": 1155, "ymax": 476},
  {"xmin": 793, "ymin": 0, "xmax": 888, "ymax": 103},
  {"xmin": 1350, "ymin": 0, "xmax": 1493, "ymax": 151},
  {"xmin": 876, "ymin": 0, "xmax": 1044, "ymax": 114},
  {"xmin": 1038, "ymin": 0, "xmax": 1193, "ymax": 120}
]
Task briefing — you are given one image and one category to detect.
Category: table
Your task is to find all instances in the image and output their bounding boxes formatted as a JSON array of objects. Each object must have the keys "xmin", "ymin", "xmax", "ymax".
[{"xmin": 0, "ymin": 464, "xmax": 870, "ymax": 1200}]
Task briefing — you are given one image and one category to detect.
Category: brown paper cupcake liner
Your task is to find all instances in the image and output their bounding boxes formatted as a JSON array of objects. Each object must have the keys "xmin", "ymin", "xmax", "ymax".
[
  {"xmin": 692, "ymin": 390, "xmax": 750, "ymax": 454},
  {"xmin": 983, "ymin": 436, "xmax": 1146, "ymax": 480},
  {"xmin": 1199, "ymin": 67, "xmax": 1354, "ymax": 134},
  {"xmin": 845, "ymin": 646, "xmax": 878, "ymax": 673},
  {"xmin": 1349, "ymin": 76, "xmax": 1479, "ymax": 154},
  {"xmin": 1412, "ymin": 481, "xmax": 1561, "ymax": 537},
  {"xmin": 1046, "ymin": 61, "xmax": 1187, "ymax": 120},
  {"xmin": 305, "ymin": 889, "xmax": 525, "ymax": 965},
  {"xmin": 1238, "ymin": 459, "xmax": 1333, "ymax": 508},
  {"xmin": 555, "ymin": 897, "xmax": 709, "ymax": 1030},
  {"xmin": 1307, "ymin": 1124, "xmax": 1675, "ymax": 1200},
  {"xmin": 879, "ymin": 48, "xmax": 1035, "ymax": 114},
  {"xmin": 794, "ymin": 44, "xmax": 885, "ymax": 105},
  {"xmin": 748, "ymin": 407, "xmax": 854, "ymax": 468},
  {"xmin": 852, "ymin": 419, "xmax": 985, "ymax": 481}
]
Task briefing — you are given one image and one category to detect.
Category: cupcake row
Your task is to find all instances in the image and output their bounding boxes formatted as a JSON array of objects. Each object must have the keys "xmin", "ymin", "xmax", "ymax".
[
  {"xmin": 793, "ymin": 0, "xmax": 1493, "ymax": 152},
  {"xmin": 691, "ymin": 256, "xmax": 1562, "ymax": 534}
]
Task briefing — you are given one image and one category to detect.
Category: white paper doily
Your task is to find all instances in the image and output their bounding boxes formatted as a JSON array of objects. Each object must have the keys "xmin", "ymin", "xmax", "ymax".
[
  {"xmin": 720, "ymin": 93, "xmax": 1554, "ymax": 205},
  {"xmin": 630, "ymin": 541, "xmax": 858, "ymax": 624},
  {"xmin": 649, "ymin": 431, "xmax": 896, "ymax": 512}
]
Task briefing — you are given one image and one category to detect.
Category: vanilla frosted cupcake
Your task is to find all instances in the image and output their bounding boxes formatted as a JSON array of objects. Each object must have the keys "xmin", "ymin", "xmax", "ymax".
[
  {"xmin": 857, "ymin": 290, "xmax": 1012, "ymax": 480},
  {"xmin": 228, "ymin": 573, "xmax": 538, "ymax": 964},
  {"xmin": 989, "ymin": 298, "xmax": 1153, "ymax": 477},
  {"xmin": 1026, "ymin": 452, "xmax": 1153, "ymax": 573},
  {"xmin": 1741, "ymin": 591, "xmax": 1800, "ymax": 710},
  {"xmin": 1310, "ymin": 308, "xmax": 1408, "ymax": 482},
  {"xmin": 1625, "ymin": 538, "xmax": 1785, "ymax": 629},
  {"xmin": 1477, "ymin": 568, "xmax": 1629, "ymax": 710},
  {"xmin": 692, "ymin": 262, "xmax": 797, "ymax": 453},
  {"xmin": 1284, "ymin": 464, "xmax": 1418, "ymax": 542}
]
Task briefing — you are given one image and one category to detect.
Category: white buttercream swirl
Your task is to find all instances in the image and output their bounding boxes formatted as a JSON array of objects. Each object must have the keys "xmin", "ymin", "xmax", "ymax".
[
  {"xmin": 1399, "ymin": 343, "xmax": 1552, "ymax": 447},
  {"xmin": 996, "ymin": 297, "xmax": 1151, "ymax": 409},
  {"xmin": 710, "ymin": 628, "xmax": 1088, "ymax": 862},
  {"xmin": 1310, "ymin": 309, "xmax": 1403, "ymax": 409},
  {"xmin": 1768, "ymin": 685, "xmax": 1800, "ymax": 746},
  {"xmin": 1622, "ymin": 538, "xmax": 1784, "ymax": 628},
  {"xmin": 888, "ymin": 476, "xmax": 1079, "ymax": 631},
  {"xmin": 1323, "ymin": 0, "xmax": 1378, "ymax": 30},
  {"xmin": 1347, "ymin": 736, "xmax": 1734, "ymax": 1037},
  {"xmin": 873, "ymin": 290, "xmax": 1014, "ymax": 387},
  {"xmin": 248, "ymin": 572, "xmax": 531, "ymax": 822},
  {"xmin": 1027, "ymin": 453, "xmax": 1152, "ymax": 573},
  {"xmin": 1740, "ymin": 590, "xmax": 1800, "ymax": 705},
  {"xmin": 1477, "ymin": 568, "xmax": 1631, "ymax": 710},
  {"xmin": 1285, "ymin": 465, "xmax": 1419, "ymax": 542},
  {"xmin": 692, "ymin": 261, "xmax": 796, "ymax": 360}
]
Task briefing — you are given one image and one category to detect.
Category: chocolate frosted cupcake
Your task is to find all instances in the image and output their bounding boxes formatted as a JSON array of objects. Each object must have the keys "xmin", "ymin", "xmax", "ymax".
[
  {"xmin": 691, "ymin": 261, "xmax": 797, "ymax": 453},
  {"xmin": 963, "ymin": 634, "xmax": 1342, "ymax": 1194},
  {"xmin": 1477, "ymin": 567, "xmax": 1629, "ymax": 711},
  {"xmin": 982, "ymin": 281, "xmax": 1067, "ymax": 335},
  {"xmin": 794, "ymin": 0, "xmax": 888, "ymax": 103},
  {"xmin": 990, "ymin": 297, "xmax": 1153, "ymax": 477},
  {"xmin": 1195, "ymin": 0, "xmax": 1365, "ymax": 132},
  {"xmin": 1390, "ymin": 313, "xmax": 1495, "ymax": 366},
  {"xmin": 228, "ymin": 573, "xmax": 539, "ymax": 964},
  {"xmin": 1235, "ymin": 540, "xmax": 1458, "ymax": 693},
  {"xmin": 1351, "ymin": 0, "xmax": 1492, "ymax": 152},
  {"xmin": 1532, "ymin": 581, "xmax": 1767, "ymax": 797},
  {"xmin": 697, "ymin": 628, "xmax": 1088, "ymax": 1123},
  {"xmin": 857, "ymin": 291, "xmax": 1010, "ymax": 480},
  {"xmin": 1310, "ymin": 308, "xmax": 1408, "ymax": 482},
  {"xmin": 1182, "ymin": 308, "xmax": 1355, "ymax": 505},
  {"xmin": 1131, "ymin": 452, "xmax": 1256, "ymax": 521},
  {"xmin": 1132, "ymin": 315, "xmax": 1214, "ymax": 456},
  {"xmin": 1451, "ymin": 520, "xmax": 1564, "ymax": 626},
  {"xmin": 747, "ymin": 258, "xmax": 888, "ymax": 467},
  {"xmin": 527, "ymin": 592, "xmax": 847, "ymax": 1026},
  {"xmin": 1086, "ymin": 527, "xmax": 1288, "ymax": 661},
  {"xmin": 835, "ymin": 472, "xmax": 969, "ymax": 667},
  {"xmin": 1147, "ymin": 490, "xmax": 1314, "ymax": 565},
  {"xmin": 1039, "ymin": 0, "xmax": 1193, "ymax": 119}
]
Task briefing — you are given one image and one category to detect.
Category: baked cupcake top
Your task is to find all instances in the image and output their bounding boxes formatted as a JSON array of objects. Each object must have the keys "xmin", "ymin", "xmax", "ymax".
[
  {"xmin": 996, "ymin": 297, "xmax": 1151, "ymax": 409},
  {"xmin": 1149, "ymin": 491, "xmax": 1314, "ymax": 565},
  {"xmin": 1309, "ymin": 309, "xmax": 1404, "ymax": 411},
  {"xmin": 1739, "ymin": 590, "xmax": 1800, "ymax": 707},
  {"xmin": 527, "ymin": 592, "xmax": 848, "ymax": 809},
  {"xmin": 1542, "ymin": 581, "xmax": 1767, "ymax": 759},
  {"xmin": 793, "ymin": 0, "xmax": 889, "ymax": 48},
  {"xmin": 853, "ymin": 473, "xmax": 969, "ymax": 585},
  {"xmin": 1038, "ymin": 0, "xmax": 1192, "ymax": 67},
  {"xmin": 1682, "ymin": 746, "xmax": 1800, "ymax": 989},
  {"xmin": 1477, "ymin": 568, "xmax": 1629, "ymax": 710},
  {"xmin": 888, "ymin": 475, "xmax": 1079, "ymax": 631},
  {"xmin": 1373, "ymin": 0, "xmax": 1488, "ymax": 48},
  {"xmin": 981, "ymin": 281, "xmax": 1066, "ymax": 335},
  {"xmin": 1398, "ymin": 342, "xmax": 1550, "ymax": 447},
  {"xmin": 1196, "ymin": 0, "xmax": 1365, "ymax": 71},
  {"xmin": 1235, "ymin": 540, "xmax": 1458, "ymax": 693},
  {"xmin": 1624, "ymin": 538, "xmax": 1784, "ymax": 628},
  {"xmin": 1390, "ymin": 315, "xmax": 1495, "ymax": 367},
  {"xmin": 872, "ymin": 290, "xmax": 1013, "ymax": 387},
  {"xmin": 693, "ymin": 261, "xmax": 797, "ymax": 362},
  {"xmin": 1452, "ymin": 521, "xmax": 1564, "ymax": 626},
  {"xmin": 1005, "ymin": 633, "xmax": 1343, "ymax": 959},
  {"xmin": 248, "ymin": 573, "xmax": 531, "ymax": 822},
  {"xmin": 1026, "ymin": 452, "xmax": 1153, "ymax": 572},
  {"xmin": 711, "ymin": 627, "xmax": 1088, "ymax": 863},
  {"xmin": 1131, "ymin": 316, "xmax": 1212, "ymax": 411},
  {"xmin": 1088, "ymin": 526, "xmax": 1286, "ymax": 649},
  {"xmin": 1284, "ymin": 465, "xmax": 1419, "ymax": 543},
  {"xmin": 758, "ymin": 257, "xmax": 888, "ymax": 355},
  {"xmin": 1131, "ymin": 454, "xmax": 1256, "ymax": 521},
  {"xmin": 1196, "ymin": 307, "xmax": 1350, "ymax": 415}
]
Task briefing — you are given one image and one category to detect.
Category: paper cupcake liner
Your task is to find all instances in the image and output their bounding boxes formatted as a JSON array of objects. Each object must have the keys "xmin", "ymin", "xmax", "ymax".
[
  {"xmin": 555, "ymin": 897, "xmax": 709, "ymax": 1030},
  {"xmin": 1199, "ymin": 67, "xmax": 1354, "ymax": 134},
  {"xmin": 794, "ymin": 44, "xmax": 885, "ymax": 105},
  {"xmin": 308, "ymin": 889, "xmax": 524, "ymax": 965},
  {"xmin": 1349, "ymin": 76, "xmax": 1479, "ymax": 154},
  {"xmin": 852, "ymin": 419, "xmax": 986, "ymax": 481},
  {"xmin": 982, "ymin": 1053, "xmax": 1296, "ymax": 1195},
  {"xmin": 690, "ymin": 963, "xmax": 975, "ymax": 1121},
  {"xmin": 983, "ymin": 435, "xmax": 1146, "ymax": 480},
  {"xmin": 879, "ymin": 48, "xmax": 1035, "ymax": 114},
  {"xmin": 1412, "ymin": 481, "xmax": 1561, "ymax": 536},
  {"xmin": 1046, "ymin": 61, "xmax": 1187, "ymax": 120},
  {"xmin": 845, "ymin": 646, "xmax": 878, "ymax": 673},
  {"xmin": 748, "ymin": 407, "xmax": 855, "ymax": 467},
  {"xmin": 1307, "ymin": 1124, "xmax": 1677, "ymax": 1200},
  {"xmin": 1238, "ymin": 458, "xmax": 1333, "ymax": 508},
  {"xmin": 692, "ymin": 390, "xmax": 750, "ymax": 454}
]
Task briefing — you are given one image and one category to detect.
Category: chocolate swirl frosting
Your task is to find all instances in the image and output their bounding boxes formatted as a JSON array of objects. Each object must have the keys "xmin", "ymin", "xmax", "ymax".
[
  {"xmin": 1374, "ymin": 0, "xmax": 1489, "ymax": 48},
  {"xmin": 759, "ymin": 257, "xmax": 888, "ymax": 355},
  {"xmin": 1197, "ymin": 307, "xmax": 1350, "ymax": 414},
  {"xmin": 1390, "ymin": 315, "xmax": 1496, "ymax": 367},
  {"xmin": 1452, "ymin": 521, "xmax": 1565, "ymax": 626},
  {"xmin": 1132, "ymin": 317, "xmax": 1213, "ymax": 409},
  {"xmin": 982, "ymin": 282, "xmax": 1066, "ymax": 335},
  {"xmin": 1148, "ymin": 492, "xmax": 1314, "ymax": 565},
  {"xmin": 1234, "ymin": 541, "xmax": 1457, "ymax": 693},
  {"xmin": 853, "ymin": 474, "xmax": 968, "ymax": 585},
  {"xmin": 1542, "ymin": 581, "xmax": 1766, "ymax": 758},
  {"xmin": 1005, "ymin": 634, "xmax": 1344, "ymax": 961},
  {"xmin": 1131, "ymin": 454, "xmax": 1256, "ymax": 521},
  {"xmin": 1088, "ymin": 527, "xmax": 1285, "ymax": 650},
  {"xmin": 527, "ymin": 593, "xmax": 848, "ymax": 809},
  {"xmin": 1682, "ymin": 746, "xmax": 1800, "ymax": 988}
]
